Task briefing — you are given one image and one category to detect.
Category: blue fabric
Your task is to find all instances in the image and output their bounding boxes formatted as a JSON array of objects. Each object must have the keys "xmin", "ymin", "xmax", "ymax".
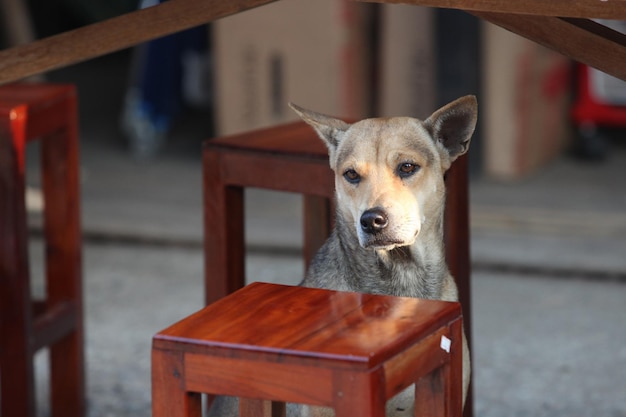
[{"xmin": 134, "ymin": 23, "xmax": 207, "ymax": 133}]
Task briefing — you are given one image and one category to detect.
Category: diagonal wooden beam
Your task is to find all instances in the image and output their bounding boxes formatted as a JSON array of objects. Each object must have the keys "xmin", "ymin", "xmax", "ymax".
[
  {"xmin": 0, "ymin": 0, "xmax": 279, "ymax": 86},
  {"xmin": 357, "ymin": 0, "xmax": 626, "ymax": 20},
  {"xmin": 474, "ymin": 12, "xmax": 626, "ymax": 81}
]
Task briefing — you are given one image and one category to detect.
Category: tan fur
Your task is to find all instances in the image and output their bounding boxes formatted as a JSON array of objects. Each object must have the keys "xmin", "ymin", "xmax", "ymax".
[
  {"xmin": 207, "ymin": 97, "xmax": 477, "ymax": 417},
  {"xmin": 290, "ymin": 96, "xmax": 477, "ymax": 416}
]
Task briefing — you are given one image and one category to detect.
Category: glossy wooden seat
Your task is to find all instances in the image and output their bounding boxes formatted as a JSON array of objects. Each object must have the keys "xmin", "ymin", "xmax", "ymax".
[
  {"xmin": 0, "ymin": 83, "xmax": 84, "ymax": 417},
  {"xmin": 152, "ymin": 282, "xmax": 464, "ymax": 417},
  {"xmin": 203, "ymin": 120, "xmax": 473, "ymax": 415}
]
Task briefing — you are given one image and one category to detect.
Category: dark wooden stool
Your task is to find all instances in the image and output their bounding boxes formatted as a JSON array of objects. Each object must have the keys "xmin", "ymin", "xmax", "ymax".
[
  {"xmin": 0, "ymin": 83, "xmax": 84, "ymax": 417},
  {"xmin": 152, "ymin": 282, "xmax": 464, "ymax": 417},
  {"xmin": 202, "ymin": 120, "xmax": 473, "ymax": 416},
  {"xmin": 203, "ymin": 122, "xmax": 335, "ymax": 304}
]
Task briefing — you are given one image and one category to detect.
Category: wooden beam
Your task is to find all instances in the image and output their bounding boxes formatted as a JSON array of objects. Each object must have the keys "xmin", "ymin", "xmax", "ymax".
[
  {"xmin": 0, "ymin": 0, "xmax": 279, "ymax": 86},
  {"xmin": 357, "ymin": 0, "xmax": 626, "ymax": 20},
  {"xmin": 474, "ymin": 12, "xmax": 626, "ymax": 81}
]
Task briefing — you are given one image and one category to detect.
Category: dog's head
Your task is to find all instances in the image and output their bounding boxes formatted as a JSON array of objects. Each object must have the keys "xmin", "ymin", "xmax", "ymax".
[{"xmin": 290, "ymin": 96, "xmax": 477, "ymax": 251}]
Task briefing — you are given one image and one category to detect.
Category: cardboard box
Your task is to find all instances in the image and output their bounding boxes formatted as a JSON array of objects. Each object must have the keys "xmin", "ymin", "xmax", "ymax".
[
  {"xmin": 378, "ymin": 4, "xmax": 436, "ymax": 119},
  {"xmin": 213, "ymin": 0, "xmax": 374, "ymax": 135},
  {"xmin": 483, "ymin": 22, "xmax": 571, "ymax": 180}
]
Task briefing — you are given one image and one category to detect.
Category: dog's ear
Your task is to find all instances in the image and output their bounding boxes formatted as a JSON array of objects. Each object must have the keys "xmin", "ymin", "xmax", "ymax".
[
  {"xmin": 289, "ymin": 103, "xmax": 350, "ymax": 151},
  {"xmin": 424, "ymin": 95, "xmax": 477, "ymax": 161}
]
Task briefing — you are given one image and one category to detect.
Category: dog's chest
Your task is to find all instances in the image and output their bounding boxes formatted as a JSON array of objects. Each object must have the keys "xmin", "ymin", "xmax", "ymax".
[{"xmin": 353, "ymin": 250, "xmax": 443, "ymax": 299}]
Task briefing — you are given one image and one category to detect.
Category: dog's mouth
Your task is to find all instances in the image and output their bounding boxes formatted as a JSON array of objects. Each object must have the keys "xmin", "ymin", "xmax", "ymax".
[
  {"xmin": 361, "ymin": 238, "xmax": 411, "ymax": 251},
  {"xmin": 359, "ymin": 229, "xmax": 419, "ymax": 251}
]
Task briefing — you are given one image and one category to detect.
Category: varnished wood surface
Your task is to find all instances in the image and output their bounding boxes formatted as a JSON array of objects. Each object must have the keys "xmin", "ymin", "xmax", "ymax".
[
  {"xmin": 0, "ymin": 84, "xmax": 84, "ymax": 417},
  {"xmin": 361, "ymin": 0, "xmax": 626, "ymax": 19},
  {"xmin": 0, "ymin": 83, "xmax": 75, "ymax": 141},
  {"xmin": 0, "ymin": 104, "xmax": 35, "ymax": 417},
  {"xmin": 474, "ymin": 13, "xmax": 626, "ymax": 82},
  {"xmin": 366, "ymin": 2, "xmax": 626, "ymax": 81},
  {"xmin": 444, "ymin": 155, "xmax": 471, "ymax": 332},
  {"xmin": 203, "ymin": 121, "xmax": 334, "ymax": 306},
  {"xmin": 204, "ymin": 122, "xmax": 333, "ymax": 197},
  {"xmin": 207, "ymin": 121, "xmax": 328, "ymax": 157},
  {"xmin": 443, "ymin": 154, "xmax": 472, "ymax": 417},
  {"xmin": 201, "ymin": 119, "xmax": 469, "ymax": 413},
  {"xmin": 155, "ymin": 282, "xmax": 461, "ymax": 370},
  {"xmin": 153, "ymin": 282, "xmax": 464, "ymax": 416}
]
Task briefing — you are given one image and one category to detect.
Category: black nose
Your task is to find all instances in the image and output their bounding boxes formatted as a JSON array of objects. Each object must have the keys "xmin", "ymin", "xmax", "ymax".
[{"xmin": 360, "ymin": 208, "xmax": 388, "ymax": 234}]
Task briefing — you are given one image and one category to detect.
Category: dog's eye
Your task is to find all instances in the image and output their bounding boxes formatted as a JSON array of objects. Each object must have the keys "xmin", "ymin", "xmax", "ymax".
[
  {"xmin": 343, "ymin": 169, "xmax": 361, "ymax": 184},
  {"xmin": 398, "ymin": 162, "xmax": 420, "ymax": 178}
]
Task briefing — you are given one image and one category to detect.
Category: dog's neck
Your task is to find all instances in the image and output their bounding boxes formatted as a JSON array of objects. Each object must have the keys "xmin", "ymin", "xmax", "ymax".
[{"xmin": 335, "ymin": 207, "xmax": 449, "ymax": 300}]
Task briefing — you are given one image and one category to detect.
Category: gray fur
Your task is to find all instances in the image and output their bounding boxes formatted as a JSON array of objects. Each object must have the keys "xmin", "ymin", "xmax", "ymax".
[
  {"xmin": 302, "ymin": 204, "xmax": 448, "ymax": 300},
  {"xmin": 292, "ymin": 96, "xmax": 477, "ymax": 415},
  {"xmin": 208, "ymin": 97, "xmax": 477, "ymax": 417}
]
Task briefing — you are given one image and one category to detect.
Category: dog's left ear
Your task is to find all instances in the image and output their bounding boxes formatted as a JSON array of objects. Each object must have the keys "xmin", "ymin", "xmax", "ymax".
[
  {"xmin": 288, "ymin": 103, "xmax": 350, "ymax": 152},
  {"xmin": 424, "ymin": 95, "xmax": 477, "ymax": 162}
]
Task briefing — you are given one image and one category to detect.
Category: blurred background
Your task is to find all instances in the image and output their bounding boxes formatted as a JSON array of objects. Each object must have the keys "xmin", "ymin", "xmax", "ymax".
[{"xmin": 2, "ymin": 0, "xmax": 626, "ymax": 416}]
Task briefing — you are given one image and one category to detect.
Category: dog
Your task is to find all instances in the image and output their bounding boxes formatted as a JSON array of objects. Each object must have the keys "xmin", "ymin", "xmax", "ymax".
[
  {"xmin": 208, "ymin": 96, "xmax": 477, "ymax": 417},
  {"xmin": 289, "ymin": 95, "xmax": 477, "ymax": 416}
]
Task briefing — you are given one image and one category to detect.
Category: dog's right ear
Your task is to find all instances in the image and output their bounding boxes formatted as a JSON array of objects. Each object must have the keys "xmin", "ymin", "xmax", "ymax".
[
  {"xmin": 289, "ymin": 103, "xmax": 350, "ymax": 151},
  {"xmin": 424, "ymin": 95, "xmax": 478, "ymax": 162}
]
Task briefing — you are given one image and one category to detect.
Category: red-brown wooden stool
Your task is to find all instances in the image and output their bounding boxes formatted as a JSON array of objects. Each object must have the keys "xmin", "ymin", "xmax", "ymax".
[
  {"xmin": 202, "ymin": 122, "xmax": 335, "ymax": 304},
  {"xmin": 202, "ymin": 121, "xmax": 473, "ymax": 416},
  {"xmin": 152, "ymin": 282, "xmax": 464, "ymax": 417},
  {"xmin": 0, "ymin": 83, "xmax": 84, "ymax": 417}
]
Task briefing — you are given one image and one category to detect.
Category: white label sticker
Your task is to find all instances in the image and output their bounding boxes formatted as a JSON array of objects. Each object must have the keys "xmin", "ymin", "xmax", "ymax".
[{"xmin": 440, "ymin": 335, "xmax": 451, "ymax": 353}]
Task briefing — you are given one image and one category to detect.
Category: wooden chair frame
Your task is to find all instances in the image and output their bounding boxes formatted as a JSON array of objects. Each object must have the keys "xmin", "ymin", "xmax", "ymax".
[
  {"xmin": 202, "ymin": 120, "xmax": 473, "ymax": 416},
  {"xmin": 0, "ymin": 84, "xmax": 84, "ymax": 417}
]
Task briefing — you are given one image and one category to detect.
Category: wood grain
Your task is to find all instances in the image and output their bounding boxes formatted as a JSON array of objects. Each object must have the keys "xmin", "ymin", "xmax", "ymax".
[
  {"xmin": 358, "ymin": 0, "xmax": 626, "ymax": 19},
  {"xmin": 185, "ymin": 352, "xmax": 334, "ymax": 406},
  {"xmin": 1, "ymin": 0, "xmax": 625, "ymax": 85},
  {"xmin": 474, "ymin": 12, "xmax": 626, "ymax": 81},
  {"xmin": 202, "ymin": 121, "xmax": 333, "ymax": 304},
  {"xmin": 360, "ymin": 0, "xmax": 626, "ymax": 82},
  {"xmin": 241, "ymin": 401, "xmax": 286, "ymax": 417},
  {"xmin": 0, "ymin": 105, "xmax": 35, "ymax": 417},
  {"xmin": 0, "ymin": 84, "xmax": 84, "ymax": 417},
  {"xmin": 151, "ymin": 349, "xmax": 202, "ymax": 417},
  {"xmin": 0, "ymin": 0, "xmax": 278, "ymax": 85},
  {"xmin": 153, "ymin": 283, "xmax": 463, "ymax": 417},
  {"xmin": 156, "ymin": 282, "xmax": 460, "ymax": 369}
]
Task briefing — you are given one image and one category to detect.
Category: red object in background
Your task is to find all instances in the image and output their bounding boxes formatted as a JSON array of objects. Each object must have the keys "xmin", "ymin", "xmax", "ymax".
[{"xmin": 571, "ymin": 63, "xmax": 626, "ymax": 128}]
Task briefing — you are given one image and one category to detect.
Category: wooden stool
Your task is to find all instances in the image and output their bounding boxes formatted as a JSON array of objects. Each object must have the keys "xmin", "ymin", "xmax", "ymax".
[
  {"xmin": 0, "ymin": 84, "xmax": 84, "ymax": 417},
  {"xmin": 203, "ymin": 122, "xmax": 335, "ymax": 304},
  {"xmin": 152, "ymin": 282, "xmax": 464, "ymax": 417},
  {"xmin": 203, "ymin": 121, "xmax": 473, "ymax": 416}
]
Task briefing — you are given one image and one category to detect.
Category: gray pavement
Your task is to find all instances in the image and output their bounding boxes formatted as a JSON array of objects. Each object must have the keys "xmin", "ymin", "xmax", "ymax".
[{"xmin": 26, "ymin": 52, "xmax": 626, "ymax": 416}]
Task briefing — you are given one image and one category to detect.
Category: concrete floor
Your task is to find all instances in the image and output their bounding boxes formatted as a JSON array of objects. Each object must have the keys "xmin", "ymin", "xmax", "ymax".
[{"xmin": 23, "ymin": 51, "xmax": 626, "ymax": 417}]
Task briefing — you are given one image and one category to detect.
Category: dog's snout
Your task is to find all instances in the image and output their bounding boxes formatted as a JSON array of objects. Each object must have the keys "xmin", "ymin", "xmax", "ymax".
[{"xmin": 360, "ymin": 208, "xmax": 388, "ymax": 234}]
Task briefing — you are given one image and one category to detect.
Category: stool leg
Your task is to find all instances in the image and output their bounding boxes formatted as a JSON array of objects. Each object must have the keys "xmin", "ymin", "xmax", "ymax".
[
  {"xmin": 152, "ymin": 349, "xmax": 202, "ymax": 417},
  {"xmin": 0, "ymin": 341, "xmax": 35, "ymax": 417},
  {"xmin": 444, "ymin": 155, "xmax": 473, "ymax": 417},
  {"xmin": 302, "ymin": 196, "xmax": 332, "ymax": 269},
  {"xmin": 204, "ymin": 149, "xmax": 245, "ymax": 305},
  {"xmin": 333, "ymin": 371, "xmax": 385, "ymax": 417},
  {"xmin": 444, "ymin": 156, "xmax": 471, "ymax": 339},
  {"xmin": 239, "ymin": 398, "xmax": 285, "ymax": 417},
  {"xmin": 414, "ymin": 320, "xmax": 464, "ymax": 417},
  {"xmin": 414, "ymin": 368, "xmax": 445, "ymax": 417},
  {"xmin": 1, "ymin": 114, "xmax": 36, "ymax": 417},
  {"xmin": 42, "ymin": 125, "xmax": 84, "ymax": 417}
]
